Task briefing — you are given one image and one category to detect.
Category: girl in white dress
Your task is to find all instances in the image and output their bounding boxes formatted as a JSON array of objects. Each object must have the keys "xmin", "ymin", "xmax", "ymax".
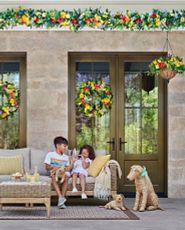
[{"xmin": 71, "ymin": 145, "xmax": 95, "ymax": 199}]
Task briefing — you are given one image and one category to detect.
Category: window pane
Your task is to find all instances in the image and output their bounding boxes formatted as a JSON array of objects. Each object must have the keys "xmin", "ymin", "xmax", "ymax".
[
  {"xmin": 125, "ymin": 108, "xmax": 141, "ymax": 154},
  {"xmin": 142, "ymin": 108, "xmax": 158, "ymax": 154},
  {"xmin": 0, "ymin": 63, "xmax": 20, "ymax": 149},
  {"xmin": 125, "ymin": 73, "xmax": 141, "ymax": 107},
  {"xmin": 124, "ymin": 62, "xmax": 158, "ymax": 155}
]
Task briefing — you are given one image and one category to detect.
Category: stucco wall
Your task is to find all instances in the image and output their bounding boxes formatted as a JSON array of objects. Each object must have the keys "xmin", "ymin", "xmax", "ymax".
[{"xmin": 0, "ymin": 31, "xmax": 185, "ymax": 197}]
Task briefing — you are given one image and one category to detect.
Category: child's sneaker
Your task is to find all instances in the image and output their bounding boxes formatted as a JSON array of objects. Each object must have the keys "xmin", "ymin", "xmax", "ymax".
[
  {"xmin": 58, "ymin": 196, "xmax": 66, "ymax": 208},
  {"xmin": 72, "ymin": 187, "xmax": 78, "ymax": 193},
  {"xmin": 81, "ymin": 193, "xmax": 87, "ymax": 199},
  {"xmin": 59, "ymin": 204, "xmax": 67, "ymax": 209}
]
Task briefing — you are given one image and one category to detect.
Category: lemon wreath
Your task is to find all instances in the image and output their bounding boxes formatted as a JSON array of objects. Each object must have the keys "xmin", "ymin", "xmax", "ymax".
[
  {"xmin": 0, "ymin": 80, "xmax": 19, "ymax": 119},
  {"xmin": 76, "ymin": 80, "xmax": 113, "ymax": 117}
]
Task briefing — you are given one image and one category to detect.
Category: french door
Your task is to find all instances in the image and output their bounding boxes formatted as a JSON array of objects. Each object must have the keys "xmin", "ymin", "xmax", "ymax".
[{"xmin": 69, "ymin": 53, "xmax": 167, "ymax": 195}]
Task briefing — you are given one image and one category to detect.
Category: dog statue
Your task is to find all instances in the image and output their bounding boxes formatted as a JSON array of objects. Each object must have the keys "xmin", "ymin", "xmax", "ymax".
[
  {"xmin": 99, "ymin": 194, "xmax": 126, "ymax": 211},
  {"xmin": 127, "ymin": 165, "xmax": 160, "ymax": 212},
  {"xmin": 54, "ymin": 166, "xmax": 65, "ymax": 184}
]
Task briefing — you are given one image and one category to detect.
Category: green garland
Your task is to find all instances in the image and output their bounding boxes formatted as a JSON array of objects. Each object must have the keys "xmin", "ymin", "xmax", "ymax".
[
  {"xmin": 0, "ymin": 80, "xmax": 20, "ymax": 119},
  {"xmin": 0, "ymin": 8, "xmax": 185, "ymax": 31},
  {"xmin": 76, "ymin": 80, "xmax": 113, "ymax": 117}
]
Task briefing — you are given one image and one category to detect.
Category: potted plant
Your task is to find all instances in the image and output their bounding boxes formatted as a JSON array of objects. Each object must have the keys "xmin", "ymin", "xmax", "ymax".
[{"xmin": 149, "ymin": 55, "xmax": 185, "ymax": 80}]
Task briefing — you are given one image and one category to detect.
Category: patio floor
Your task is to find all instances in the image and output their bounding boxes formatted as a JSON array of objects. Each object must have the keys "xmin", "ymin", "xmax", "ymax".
[{"xmin": 0, "ymin": 198, "xmax": 185, "ymax": 230}]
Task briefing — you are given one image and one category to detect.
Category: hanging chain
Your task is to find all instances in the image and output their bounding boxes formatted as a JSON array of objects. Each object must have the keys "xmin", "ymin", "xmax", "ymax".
[{"xmin": 163, "ymin": 31, "xmax": 174, "ymax": 56}]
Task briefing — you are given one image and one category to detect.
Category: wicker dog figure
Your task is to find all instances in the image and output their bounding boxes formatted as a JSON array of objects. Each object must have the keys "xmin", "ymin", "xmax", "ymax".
[
  {"xmin": 127, "ymin": 165, "xmax": 159, "ymax": 212},
  {"xmin": 99, "ymin": 194, "xmax": 126, "ymax": 211},
  {"xmin": 54, "ymin": 166, "xmax": 65, "ymax": 184}
]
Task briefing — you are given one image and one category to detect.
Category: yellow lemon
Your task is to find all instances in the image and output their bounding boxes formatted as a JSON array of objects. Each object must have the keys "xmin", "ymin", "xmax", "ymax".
[
  {"xmin": 80, "ymin": 93, "xmax": 84, "ymax": 99},
  {"xmin": 2, "ymin": 113, "xmax": 8, "ymax": 118},
  {"xmin": 8, "ymin": 89, "xmax": 13, "ymax": 94},
  {"xmin": 22, "ymin": 15, "xmax": 30, "ymax": 25},
  {"xmin": 95, "ymin": 22, "xmax": 102, "ymax": 27},
  {"xmin": 10, "ymin": 99, "xmax": 15, "ymax": 105},
  {"xmin": 95, "ymin": 15, "xmax": 101, "ymax": 21},
  {"xmin": 60, "ymin": 11, "xmax": 66, "ymax": 18},
  {"xmin": 155, "ymin": 19, "xmax": 161, "ymax": 26}
]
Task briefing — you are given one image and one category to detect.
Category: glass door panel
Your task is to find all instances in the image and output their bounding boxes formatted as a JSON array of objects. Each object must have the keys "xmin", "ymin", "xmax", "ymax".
[
  {"xmin": 124, "ymin": 62, "xmax": 158, "ymax": 155},
  {"xmin": 75, "ymin": 62, "xmax": 110, "ymax": 153},
  {"xmin": 0, "ymin": 62, "xmax": 20, "ymax": 149}
]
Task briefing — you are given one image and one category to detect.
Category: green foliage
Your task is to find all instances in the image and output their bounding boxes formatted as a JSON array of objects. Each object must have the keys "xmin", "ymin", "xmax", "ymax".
[
  {"xmin": 0, "ymin": 113, "xmax": 19, "ymax": 149},
  {"xmin": 0, "ymin": 8, "xmax": 185, "ymax": 31},
  {"xmin": 76, "ymin": 116, "xmax": 109, "ymax": 152},
  {"xmin": 125, "ymin": 84, "xmax": 158, "ymax": 155}
]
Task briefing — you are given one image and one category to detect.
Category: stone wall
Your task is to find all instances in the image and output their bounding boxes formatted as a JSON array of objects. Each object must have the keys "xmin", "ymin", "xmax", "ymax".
[{"xmin": 0, "ymin": 31, "xmax": 185, "ymax": 197}]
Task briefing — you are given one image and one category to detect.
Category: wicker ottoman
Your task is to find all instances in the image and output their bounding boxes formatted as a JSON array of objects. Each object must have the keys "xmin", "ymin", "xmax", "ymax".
[{"xmin": 0, "ymin": 181, "xmax": 51, "ymax": 218}]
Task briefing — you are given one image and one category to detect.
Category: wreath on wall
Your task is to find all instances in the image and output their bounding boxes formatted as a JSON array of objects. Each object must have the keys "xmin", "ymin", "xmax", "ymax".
[
  {"xmin": 0, "ymin": 80, "xmax": 20, "ymax": 119},
  {"xmin": 76, "ymin": 80, "xmax": 113, "ymax": 117}
]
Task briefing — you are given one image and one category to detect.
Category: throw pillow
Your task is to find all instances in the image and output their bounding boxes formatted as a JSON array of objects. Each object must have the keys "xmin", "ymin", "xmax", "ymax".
[
  {"xmin": 0, "ymin": 155, "xmax": 23, "ymax": 175},
  {"xmin": 88, "ymin": 154, "xmax": 111, "ymax": 177}
]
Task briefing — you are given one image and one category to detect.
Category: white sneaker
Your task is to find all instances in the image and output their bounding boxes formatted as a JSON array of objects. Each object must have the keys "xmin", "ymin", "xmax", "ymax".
[
  {"xmin": 72, "ymin": 187, "xmax": 78, "ymax": 193},
  {"xmin": 81, "ymin": 193, "xmax": 87, "ymax": 199}
]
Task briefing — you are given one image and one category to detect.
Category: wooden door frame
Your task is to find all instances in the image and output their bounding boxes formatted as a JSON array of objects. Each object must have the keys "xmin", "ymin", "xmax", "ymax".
[
  {"xmin": 68, "ymin": 52, "xmax": 168, "ymax": 196},
  {"xmin": 0, "ymin": 52, "xmax": 27, "ymax": 148}
]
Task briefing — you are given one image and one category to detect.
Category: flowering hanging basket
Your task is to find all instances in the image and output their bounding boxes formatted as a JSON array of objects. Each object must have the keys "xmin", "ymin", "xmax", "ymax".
[
  {"xmin": 0, "ymin": 80, "xmax": 20, "ymax": 119},
  {"xmin": 149, "ymin": 55, "xmax": 185, "ymax": 80},
  {"xmin": 76, "ymin": 80, "xmax": 113, "ymax": 117}
]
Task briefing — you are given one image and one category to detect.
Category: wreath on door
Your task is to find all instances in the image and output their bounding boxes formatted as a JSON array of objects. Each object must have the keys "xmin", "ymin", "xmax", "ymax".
[
  {"xmin": 76, "ymin": 80, "xmax": 113, "ymax": 117},
  {"xmin": 0, "ymin": 80, "xmax": 20, "ymax": 119}
]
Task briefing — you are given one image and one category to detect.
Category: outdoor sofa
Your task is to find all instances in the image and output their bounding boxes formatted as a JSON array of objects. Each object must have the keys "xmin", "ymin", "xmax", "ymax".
[{"xmin": 0, "ymin": 148, "xmax": 118, "ymax": 198}]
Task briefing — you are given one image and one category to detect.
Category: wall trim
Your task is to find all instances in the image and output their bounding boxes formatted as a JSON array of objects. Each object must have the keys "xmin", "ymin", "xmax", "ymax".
[{"xmin": 0, "ymin": 0, "xmax": 185, "ymax": 6}]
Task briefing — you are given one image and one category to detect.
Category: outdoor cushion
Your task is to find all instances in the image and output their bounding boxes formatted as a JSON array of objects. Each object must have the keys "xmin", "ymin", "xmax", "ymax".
[
  {"xmin": 39, "ymin": 175, "xmax": 51, "ymax": 183},
  {"xmin": 88, "ymin": 154, "xmax": 111, "ymax": 177},
  {"xmin": 0, "ymin": 175, "xmax": 13, "ymax": 182},
  {"xmin": 0, "ymin": 155, "xmax": 23, "ymax": 175},
  {"xmin": 68, "ymin": 176, "xmax": 95, "ymax": 185},
  {"xmin": 30, "ymin": 148, "xmax": 49, "ymax": 176},
  {"xmin": 0, "ymin": 148, "xmax": 30, "ymax": 172}
]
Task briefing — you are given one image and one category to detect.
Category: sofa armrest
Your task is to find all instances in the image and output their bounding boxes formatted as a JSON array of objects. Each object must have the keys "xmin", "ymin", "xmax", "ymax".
[{"xmin": 109, "ymin": 163, "xmax": 117, "ymax": 192}]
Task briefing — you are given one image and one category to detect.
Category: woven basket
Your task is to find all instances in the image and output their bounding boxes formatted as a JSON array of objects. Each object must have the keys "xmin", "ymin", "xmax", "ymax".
[{"xmin": 159, "ymin": 69, "xmax": 177, "ymax": 80}]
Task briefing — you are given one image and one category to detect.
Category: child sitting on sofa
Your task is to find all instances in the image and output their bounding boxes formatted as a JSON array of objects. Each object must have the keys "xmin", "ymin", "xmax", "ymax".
[
  {"xmin": 71, "ymin": 144, "xmax": 95, "ymax": 199},
  {"xmin": 44, "ymin": 136, "xmax": 72, "ymax": 209}
]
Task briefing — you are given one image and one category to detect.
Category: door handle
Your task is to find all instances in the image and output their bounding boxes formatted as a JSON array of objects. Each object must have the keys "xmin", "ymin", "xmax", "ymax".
[
  {"xmin": 119, "ymin": 138, "xmax": 127, "ymax": 151},
  {"xmin": 106, "ymin": 138, "xmax": 115, "ymax": 151}
]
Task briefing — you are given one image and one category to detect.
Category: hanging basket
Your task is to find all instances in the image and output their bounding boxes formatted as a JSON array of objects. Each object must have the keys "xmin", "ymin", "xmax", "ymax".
[
  {"xmin": 159, "ymin": 69, "xmax": 177, "ymax": 80},
  {"xmin": 140, "ymin": 72, "xmax": 155, "ymax": 93}
]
